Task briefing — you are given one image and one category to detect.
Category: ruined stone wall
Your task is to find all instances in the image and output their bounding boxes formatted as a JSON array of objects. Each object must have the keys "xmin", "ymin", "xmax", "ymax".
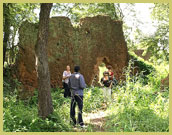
[
  {"xmin": 161, "ymin": 74, "xmax": 169, "ymax": 90},
  {"xmin": 16, "ymin": 15, "xmax": 129, "ymax": 93},
  {"xmin": 134, "ymin": 49, "xmax": 151, "ymax": 61}
]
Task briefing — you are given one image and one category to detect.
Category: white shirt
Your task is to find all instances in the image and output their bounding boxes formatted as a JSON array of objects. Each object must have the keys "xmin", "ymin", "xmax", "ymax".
[{"xmin": 62, "ymin": 71, "xmax": 71, "ymax": 84}]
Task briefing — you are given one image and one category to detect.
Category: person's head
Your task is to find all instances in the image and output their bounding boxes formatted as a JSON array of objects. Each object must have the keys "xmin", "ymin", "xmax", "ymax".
[
  {"xmin": 66, "ymin": 65, "xmax": 70, "ymax": 71},
  {"xmin": 74, "ymin": 65, "xmax": 80, "ymax": 72},
  {"xmin": 107, "ymin": 65, "xmax": 112, "ymax": 71},
  {"xmin": 103, "ymin": 71, "xmax": 109, "ymax": 77}
]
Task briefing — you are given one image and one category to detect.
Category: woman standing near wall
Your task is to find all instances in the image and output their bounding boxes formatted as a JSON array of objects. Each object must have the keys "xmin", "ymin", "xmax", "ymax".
[{"xmin": 62, "ymin": 65, "xmax": 71, "ymax": 98}]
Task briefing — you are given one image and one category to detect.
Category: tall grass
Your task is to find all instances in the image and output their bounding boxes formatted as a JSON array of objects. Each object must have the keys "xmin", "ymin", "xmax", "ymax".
[
  {"xmin": 104, "ymin": 60, "xmax": 169, "ymax": 132},
  {"xmin": 3, "ymin": 59, "xmax": 169, "ymax": 132},
  {"xmin": 3, "ymin": 89, "xmax": 73, "ymax": 132}
]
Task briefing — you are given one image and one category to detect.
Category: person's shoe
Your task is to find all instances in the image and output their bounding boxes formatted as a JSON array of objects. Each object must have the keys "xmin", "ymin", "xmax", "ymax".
[{"xmin": 80, "ymin": 125, "xmax": 87, "ymax": 128}]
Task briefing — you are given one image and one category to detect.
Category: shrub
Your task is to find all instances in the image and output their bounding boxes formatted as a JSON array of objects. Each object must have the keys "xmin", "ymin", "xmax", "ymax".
[
  {"xmin": 84, "ymin": 87, "xmax": 105, "ymax": 112},
  {"xmin": 105, "ymin": 61, "xmax": 169, "ymax": 132},
  {"xmin": 3, "ymin": 89, "xmax": 73, "ymax": 132},
  {"xmin": 129, "ymin": 52, "xmax": 156, "ymax": 75}
]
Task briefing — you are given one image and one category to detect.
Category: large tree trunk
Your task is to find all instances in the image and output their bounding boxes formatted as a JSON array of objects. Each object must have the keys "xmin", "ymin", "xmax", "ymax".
[
  {"xmin": 3, "ymin": 4, "xmax": 10, "ymax": 68},
  {"xmin": 35, "ymin": 3, "xmax": 53, "ymax": 119}
]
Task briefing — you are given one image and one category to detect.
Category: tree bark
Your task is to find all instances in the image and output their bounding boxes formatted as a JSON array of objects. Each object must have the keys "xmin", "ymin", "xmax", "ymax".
[
  {"xmin": 35, "ymin": 3, "xmax": 53, "ymax": 119},
  {"xmin": 3, "ymin": 4, "xmax": 10, "ymax": 68}
]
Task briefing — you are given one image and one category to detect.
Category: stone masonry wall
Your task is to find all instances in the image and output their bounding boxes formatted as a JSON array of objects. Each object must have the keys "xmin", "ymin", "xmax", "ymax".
[{"xmin": 16, "ymin": 15, "xmax": 129, "ymax": 94}]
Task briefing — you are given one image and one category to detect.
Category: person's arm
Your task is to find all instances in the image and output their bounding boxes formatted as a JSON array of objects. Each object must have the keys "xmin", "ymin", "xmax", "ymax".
[
  {"xmin": 111, "ymin": 72, "xmax": 114, "ymax": 79},
  {"xmin": 68, "ymin": 76, "xmax": 71, "ymax": 89},
  {"xmin": 62, "ymin": 71, "xmax": 66, "ymax": 80},
  {"xmin": 79, "ymin": 75, "xmax": 86, "ymax": 89},
  {"xmin": 109, "ymin": 80, "xmax": 113, "ymax": 88},
  {"xmin": 107, "ymin": 76, "xmax": 113, "ymax": 88},
  {"xmin": 63, "ymin": 76, "xmax": 69, "ymax": 80},
  {"xmin": 100, "ymin": 78, "xmax": 104, "ymax": 87},
  {"xmin": 62, "ymin": 71, "xmax": 70, "ymax": 80}
]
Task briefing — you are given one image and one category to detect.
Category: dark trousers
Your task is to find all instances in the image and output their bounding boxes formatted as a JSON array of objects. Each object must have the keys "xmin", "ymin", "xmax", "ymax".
[
  {"xmin": 70, "ymin": 95, "xmax": 84, "ymax": 126},
  {"xmin": 63, "ymin": 82, "xmax": 71, "ymax": 98}
]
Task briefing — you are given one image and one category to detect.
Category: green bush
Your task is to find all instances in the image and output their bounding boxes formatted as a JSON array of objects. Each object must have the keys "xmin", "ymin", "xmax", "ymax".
[
  {"xmin": 3, "ymin": 59, "xmax": 169, "ymax": 132},
  {"xmin": 3, "ymin": 86, "xmax": 106, "ymax": 132},
  {"xmin": 3, "ymin": 89, "xmax": 73, "ymax": 132},
  {"xmin": 84, "ymin": 87, "xmax": 105, "ymax": 112},
  {"xmin": 105, "ymin": 60, "xmax": 169, "ymax": 132},
  {"xmin": 129, "ymin": 52, "xmax": 156, "ymax": 75}
]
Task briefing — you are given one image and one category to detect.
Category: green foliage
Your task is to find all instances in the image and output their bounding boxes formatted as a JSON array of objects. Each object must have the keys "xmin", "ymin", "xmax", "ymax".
[
  {"xmin": 123, "ymin": 52, "xmax": 156, "ymax": 86},
  {"xmin": 122, "ymin": 3, "xmax": 169, "ymax": 64},
  {"xmin": 70, "ymin": 3, "xmax": 122, "ymax": 22},
  {"xmin": 151, "ymin": 3, "xmax": 169, "ymax": 22},
  {"xmin": 3, "ymin": 57, "xmax": 168, "ymax": 132},
  {"xmin": 105, "ymin": 60, "xmax": 169, "ymax": 132},
  {"xmin": 129, "ymin": 52, "xmax": 155, "ymax": 76},
  {"xmin": 105, "ymin": 107, "xmax": 168, "ymax": 132},
  {"xmin": 3, "ymin": 3, "xmax": 39, "ymax": 67},
  {"xmin": 84, "ymin": 87, "xmax": 104, "ymax": 112},
  {"xmin": 3, "ymin": 65, "xmax": 21, "ymax": 96},
  {"xmin": 3, "ymin": 89, "xmax": 73, "ymax": 132},
  {"xmin": 4, "ymin": 67, "xmax": 169, "ymax": 132},
  {"xmin": 3, "ymin": 86, "xmax": 107, "ymax": 132},
  {"xmin": 52, "ymin": 3, "xmax": 123, "ymax": 24},
  {"xmin": 139, "ymin": 3, "xmax": 169, "ymax": 62},
  {"xmin": 3, "ymin": 3, "xmax": 169, "ymax": 132}
]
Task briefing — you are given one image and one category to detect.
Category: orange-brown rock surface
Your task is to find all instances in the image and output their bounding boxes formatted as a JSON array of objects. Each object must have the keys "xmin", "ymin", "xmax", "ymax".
[
  {"xmin": 15, "ymin": 15, "xmax": 129, "ymax": 93},
  {"xmin": 161, "ymin": 74, "xmax": 169, "ymax": 90},
  {"xmin": 134, "ymin": 49, "xmax": 151, "ymax": 61}
]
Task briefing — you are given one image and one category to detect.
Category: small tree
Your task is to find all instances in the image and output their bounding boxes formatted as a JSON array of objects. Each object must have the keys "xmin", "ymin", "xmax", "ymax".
[
  {"xmin": 35, "ymin": 3, "xmax": 53, "ymax": 119},
  {"xmin": 3, "ymin": 3, "xmax": 11, "ymax": 68}
]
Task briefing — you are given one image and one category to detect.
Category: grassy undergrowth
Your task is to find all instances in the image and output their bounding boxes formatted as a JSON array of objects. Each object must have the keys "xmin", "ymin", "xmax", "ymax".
[
  {"xmin": 105, "ymin": 79, "xmax": 169, "ymax": 132},
  {"xmin": 104, "ymin": 60, "xmax": 169, "ymax": 132},
  {"xmin": 3, "ymin": 86, "xmax": 106, "ymax": 132},
  {"xmin": 3, "ymin": 89, "xmax": 72, "ymax": 132},
  {"xmin": 3, "ymin": 59, "xmax": 169, "ymax": 132}
]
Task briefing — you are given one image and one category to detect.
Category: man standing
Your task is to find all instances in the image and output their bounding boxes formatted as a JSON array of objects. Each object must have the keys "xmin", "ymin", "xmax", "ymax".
[{"xmin": 68, "ymin": 66, "xmax": 86, "ymax": 127}]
